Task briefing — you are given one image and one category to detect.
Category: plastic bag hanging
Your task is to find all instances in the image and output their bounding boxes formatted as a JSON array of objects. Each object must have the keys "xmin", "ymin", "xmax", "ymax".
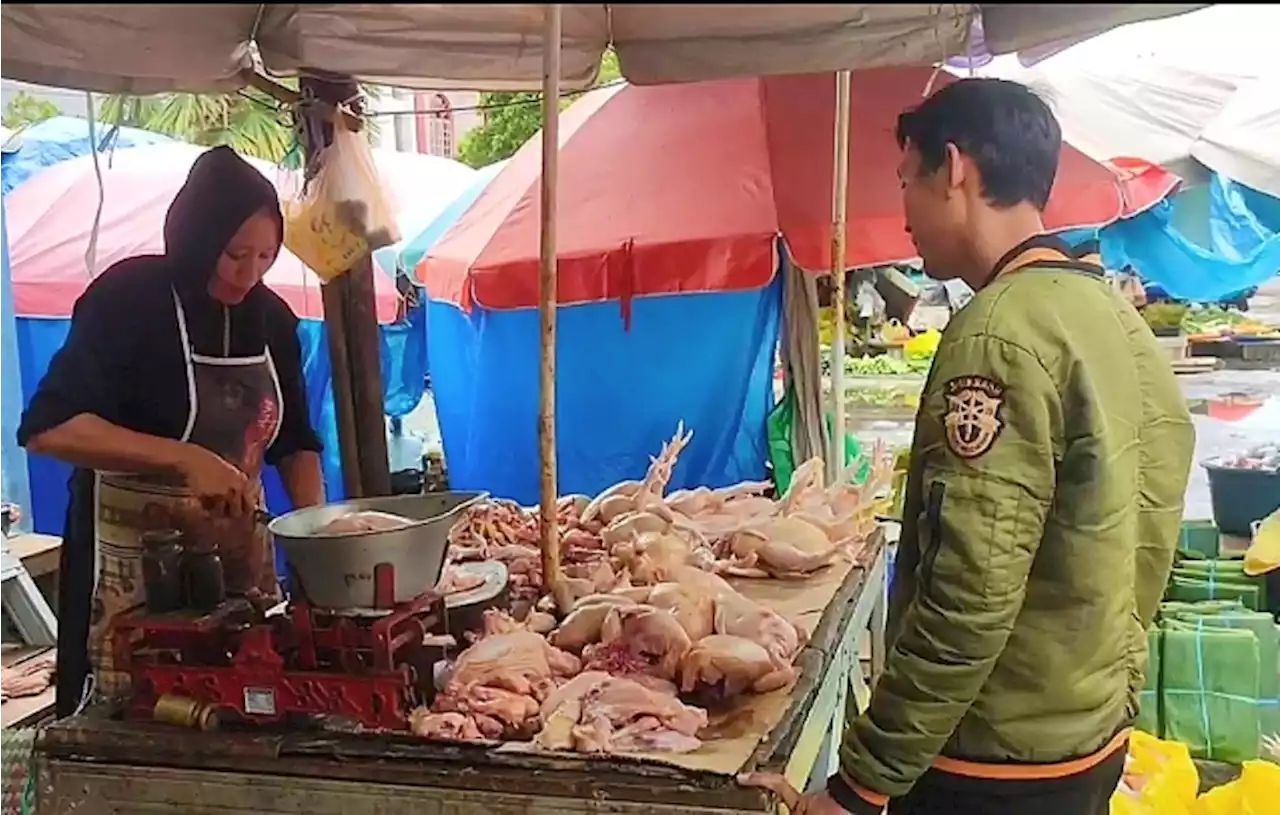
[{"xmin": 283, "ymin": 112, "xmax": 400, "ymax": 282}]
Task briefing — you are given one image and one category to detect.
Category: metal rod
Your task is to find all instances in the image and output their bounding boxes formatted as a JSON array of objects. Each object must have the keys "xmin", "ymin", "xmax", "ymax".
[
  {"xmin": 538, "ymin": 3, "xmax": 565, "ymax": 609},
  {"xmin": 830, "ymin": 70, "xmax": 852, "ymax": 484}
]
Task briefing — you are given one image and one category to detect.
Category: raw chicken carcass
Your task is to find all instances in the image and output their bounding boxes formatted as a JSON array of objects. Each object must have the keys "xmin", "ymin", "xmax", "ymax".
[
  {"xmin": 716, "ymin": 517, "xmax": 840, "ymax": 579},
  {"xmin": 433, "ymin": 683, "xmax": 541, "ymax": 733},
  {"xmin": 714, "ymin": 591, "xmax": 805, "ymax": 667},
  {"xmin": 591, "ymin": 605, "xmax": 692, "ymax": 680},
  {"xmin": 450, "ymin": 628, "xmax": 581, "ymax": 697},
  {"xmin": 535, "ymin": 672, "xmax": 708, "ymax": 755},
  {"xmin": 678, "ymin": 635, "xmax": 796, "ymax": 700},
  {"xmin": 410, "ymin": 709, "xmax": 495, "ymax": 742},
  {"xmin": 580, "ymin": 423, "xmax": 693, "ymax": 526},
  {"xmin": 549, "ymin": 594, "xmax": 639, "ymax": 653},
  {"xmin": 640, "ymin": 582, "xmax": 716, "ymax": 641},
  {"xmin": 316, "ymin": 510, "xmax": 414, "ymax": 535}
]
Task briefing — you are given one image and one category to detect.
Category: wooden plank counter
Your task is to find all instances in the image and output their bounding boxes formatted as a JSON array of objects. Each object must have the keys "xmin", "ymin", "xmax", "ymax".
[{"xmin": 35, "ymin": 540, "xmax": 889, "ymax": 814}]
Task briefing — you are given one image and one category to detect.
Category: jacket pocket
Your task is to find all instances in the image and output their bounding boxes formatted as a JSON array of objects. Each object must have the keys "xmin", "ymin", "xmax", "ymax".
[{"xmin": 919, "ymin": 481, "xmax": 946, "ymax": 593}]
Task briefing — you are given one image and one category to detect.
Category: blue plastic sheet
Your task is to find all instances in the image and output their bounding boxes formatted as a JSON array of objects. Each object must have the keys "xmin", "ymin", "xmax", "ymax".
[
  {"xmin": 1209, "ymin": 174, "xmax": 1277, "ymax": 260},
  {"xmin": 1058, "ymin": 175, "xmax": 1280, "ymax": 303},
  {"xmin": 1, "ymin": 198, "xmax": 32, "ymax": 527},
  {"xmin": 426, "ymin": 279, "xmax": 782, "ymax": 505},
  {"xmin": 1, "ymin": 116, "xmax": 174, "ymax": 195},
  {"xmin": 1104, "ymin": 200, "xmax": 1280, "ymax": 303}
]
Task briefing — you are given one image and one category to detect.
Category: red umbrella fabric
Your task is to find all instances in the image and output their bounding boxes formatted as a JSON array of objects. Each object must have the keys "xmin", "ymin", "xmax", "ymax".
[
  {"xmin": 422, "ymin": 67, "xmax": 1179, "ymax": 311},
  {"xmin": 6, "ymin": 143, "xmax": 406, "ymax": 323}
]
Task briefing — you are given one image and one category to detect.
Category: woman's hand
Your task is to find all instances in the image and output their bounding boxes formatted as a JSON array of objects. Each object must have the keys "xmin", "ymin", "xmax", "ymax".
[
  {"xmin": 177, "ymin": 444, "xmax": 253, "ymax": 518},
  {"xmin": 738, "ymin": 774, "xmax": 859, "ymax": 814}
]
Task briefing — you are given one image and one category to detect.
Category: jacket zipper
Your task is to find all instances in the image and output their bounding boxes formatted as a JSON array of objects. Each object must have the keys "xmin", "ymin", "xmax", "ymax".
[{"xmin": 923, "ymin": 481, "xmax": 946, "ymax": 590}]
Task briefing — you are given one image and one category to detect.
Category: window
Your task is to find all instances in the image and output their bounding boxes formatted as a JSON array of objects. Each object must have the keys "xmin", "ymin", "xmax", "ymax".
[{"xmin": 426, "ymin": 93, "xmax": 455, "ymax": 158}]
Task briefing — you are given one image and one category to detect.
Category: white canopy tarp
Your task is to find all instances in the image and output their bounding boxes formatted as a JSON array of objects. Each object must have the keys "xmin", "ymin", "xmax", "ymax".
[
  {"xmin": 0, "ymin": 4, "xmax": 1203, "ymax": 94},
  {"xmin": 982, "ymin": 5, "xmax": 1280, "ymax": 197}
]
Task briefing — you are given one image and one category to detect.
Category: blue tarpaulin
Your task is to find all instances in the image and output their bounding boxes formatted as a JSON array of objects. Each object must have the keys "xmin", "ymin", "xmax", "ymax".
[
  {"xmin": 1, "ymin": 197, "xmax": 31, "ymax": 528},
  {"xmin": 1, "ymin": 116, "xmax": 174, "ymax": 196},
  {"xmin": 425, "ymin": 277, "xmax": 782, "ymax": 505},
  {"xmin": 1059, "ymin": 173, "xmax": 1280, "ymax": 302}
]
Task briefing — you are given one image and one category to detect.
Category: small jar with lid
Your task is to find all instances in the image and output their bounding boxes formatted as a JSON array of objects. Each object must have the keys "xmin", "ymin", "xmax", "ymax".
[
  {"xmin": 182, "ymin": 547, "xmax": 226, "ymax": 612},
  {"xmin": 140, "ymin": 529, "xmax": 186, "ymax": 613}
]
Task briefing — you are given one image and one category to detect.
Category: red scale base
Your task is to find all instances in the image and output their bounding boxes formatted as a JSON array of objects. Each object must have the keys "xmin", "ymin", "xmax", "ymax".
[{"xmin": 111, "ymin": 588, "xmax": 446, "ymax": 732}]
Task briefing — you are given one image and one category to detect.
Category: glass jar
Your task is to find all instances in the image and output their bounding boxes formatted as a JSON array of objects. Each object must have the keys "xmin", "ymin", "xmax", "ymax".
[
  {"xmin": 183, "ymin": 547, "xmax": 226, "ymax": 612},
  {"xmin": 140, "ymin": 529, "xmax": 186, "ymax": 613}
]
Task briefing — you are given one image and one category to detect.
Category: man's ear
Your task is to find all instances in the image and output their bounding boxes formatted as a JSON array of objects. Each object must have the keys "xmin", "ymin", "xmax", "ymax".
[{"xmin": 943, "ymin": 142, "xmax": 966, "ymax": 193}]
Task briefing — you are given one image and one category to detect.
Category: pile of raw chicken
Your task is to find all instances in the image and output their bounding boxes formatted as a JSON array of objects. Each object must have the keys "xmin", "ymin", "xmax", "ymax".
[{"xmin": 416, "ymin": 424, "xmax": 890, "ymax": 756}]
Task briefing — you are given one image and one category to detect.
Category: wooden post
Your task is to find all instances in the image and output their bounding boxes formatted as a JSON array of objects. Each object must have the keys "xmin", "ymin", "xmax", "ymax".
[
  {"xmin": 299, "ymin": 74, "xmax": 391, "ymax": 498},
  {"xmin": 320, "ymin": 278, "xmax": 364, "ymax": 498},
  {"xmin": 829, "ymin": 70, "xmax": 852, "ymax": 484},
  {"xmin": 539, "ymin": 4, "xmax": 566, "ymax": 611}
]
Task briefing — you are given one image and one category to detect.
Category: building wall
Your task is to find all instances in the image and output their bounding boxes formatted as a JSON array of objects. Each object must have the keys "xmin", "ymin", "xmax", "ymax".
[{"xmin": 370, "ymin": 89, "xmax": 480, "ymax": 158}]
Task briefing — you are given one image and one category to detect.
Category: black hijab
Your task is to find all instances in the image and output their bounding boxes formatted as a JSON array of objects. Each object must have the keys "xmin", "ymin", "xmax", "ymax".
[{"xmin": 163, "ymin": 145, "xmax": 286, "ymax": 358}]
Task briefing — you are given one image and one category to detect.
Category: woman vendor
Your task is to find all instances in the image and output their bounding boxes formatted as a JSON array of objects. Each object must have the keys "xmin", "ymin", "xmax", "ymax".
[{"xmin": 17, "ymin": 146, "xmax": 326, "ymax": 717}]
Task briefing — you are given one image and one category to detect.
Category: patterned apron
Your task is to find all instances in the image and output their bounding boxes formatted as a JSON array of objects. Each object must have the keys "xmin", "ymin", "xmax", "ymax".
[{"xmin": 85, "ymin": 288, "xmax": 284, "ymax": 704}]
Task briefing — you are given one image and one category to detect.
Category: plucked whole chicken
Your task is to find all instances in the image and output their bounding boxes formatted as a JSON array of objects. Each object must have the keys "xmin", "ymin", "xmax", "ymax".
[
  {"xmin": 316, "ymin": 510, "xmax": 415, "ymax": 535},
  {"xmin": 420, "ymin": 423, "xmax": 891, "ymax": 756}
]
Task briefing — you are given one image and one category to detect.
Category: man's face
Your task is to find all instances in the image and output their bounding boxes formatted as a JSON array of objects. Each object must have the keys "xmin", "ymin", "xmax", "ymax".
[{"xmin": 899, "ymin": 144, "xmax": 963, "ymax": 280}]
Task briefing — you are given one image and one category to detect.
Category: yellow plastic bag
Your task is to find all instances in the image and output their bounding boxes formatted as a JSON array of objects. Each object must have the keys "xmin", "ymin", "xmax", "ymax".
[
  {"xmin": 1111, "ymin": 731, "xmax": 1198, "ymax": 815},
  {"xmin": 1243, "ymin": 510, "xmax": 1280, "ymax": 577},
  {"xmin": 1190, "ymin": 760, "xmax": 1280, "ymax": 815},
  {"xmin": 284, "ymin": 116, "xmax": 400, "ymax": 282},
  {"xmin": 904, "ymin": 328, "xmax": 941, "ymax": 360}
]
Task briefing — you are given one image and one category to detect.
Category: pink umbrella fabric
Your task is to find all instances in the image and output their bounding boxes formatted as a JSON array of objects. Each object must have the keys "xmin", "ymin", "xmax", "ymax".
[{"xmin": 6, "ymin": 142, "xmax": 401, "ymax": 323}]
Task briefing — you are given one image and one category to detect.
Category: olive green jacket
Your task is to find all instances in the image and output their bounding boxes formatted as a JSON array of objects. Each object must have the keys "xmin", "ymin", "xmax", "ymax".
[{"xmin": 838, "ymin": 244, "xmax": 1194, "ymax": 800}]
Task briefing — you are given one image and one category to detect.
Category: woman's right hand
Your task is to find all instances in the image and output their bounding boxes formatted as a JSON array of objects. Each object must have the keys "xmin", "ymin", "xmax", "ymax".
[{"xmin": 176, "ymin": 444, "xmax": 253, "ymax": 518}]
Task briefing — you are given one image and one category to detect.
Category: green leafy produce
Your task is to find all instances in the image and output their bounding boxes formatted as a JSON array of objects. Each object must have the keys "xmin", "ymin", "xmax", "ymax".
[
  {"xmin": 820, "ymin": 348, "xmax": 932, "ymax": 377},
  {"xmin": 1143, "ymin": 302, "xmax": 1189, "ymax": 334}
]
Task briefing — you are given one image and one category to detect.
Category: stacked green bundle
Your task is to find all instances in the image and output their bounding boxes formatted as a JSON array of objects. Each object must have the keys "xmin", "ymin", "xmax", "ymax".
[
  {"xmin": 1159, "ymin": 622, "xmax": 1261, "ymax": 763},
  {"xmin": 1165, "ymin": 559, "xmax": 1268, "ymax": 610},
  {"xmin": 1165, "ymin": 608, "xmax": 1280, "ymax": 738},
  {"xmin": 1136, "ymin": 625, "xmax": 1162, "ymax": 737},
  {"xmin": 1140, "ymin": 598, "xmax": 1277, "ymax": 763}
]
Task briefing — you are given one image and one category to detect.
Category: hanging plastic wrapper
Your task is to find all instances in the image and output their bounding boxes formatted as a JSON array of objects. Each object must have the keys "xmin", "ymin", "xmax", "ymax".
[{"xmin": 283, "ymin": 113, "xmax": 400, "ymax": 283}]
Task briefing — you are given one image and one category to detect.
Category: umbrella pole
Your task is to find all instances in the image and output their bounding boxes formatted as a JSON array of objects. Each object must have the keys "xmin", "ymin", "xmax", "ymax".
[
  {"xmin": 829, "ymin": 70, "xmax": 852, "ymax": 483},
  {"xmin": 539, "ymin": 3, "xmax": 567, "ymax": 612}
]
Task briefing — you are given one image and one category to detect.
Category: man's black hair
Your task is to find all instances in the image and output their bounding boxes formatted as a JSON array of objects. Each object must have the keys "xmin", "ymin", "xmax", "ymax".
[{"xmin": 895, "ymin": 78, "xmax": 1061, "ymax": 212}]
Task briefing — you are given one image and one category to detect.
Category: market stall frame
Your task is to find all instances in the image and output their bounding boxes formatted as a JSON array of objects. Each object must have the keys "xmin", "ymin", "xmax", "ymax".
[{"xmin": 32, "ymin": 539, "xmax": 887, "ymax": 814}]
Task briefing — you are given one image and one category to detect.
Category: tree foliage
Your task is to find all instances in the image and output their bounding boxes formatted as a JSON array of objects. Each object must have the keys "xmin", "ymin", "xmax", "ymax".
[
  {"xmin": 457, "ymin": 50, "xmax": 622, "ymax": 169},
  {"xmin": 2, "ymin": 92, "xmax": 61, "ymax": 130},
  {"xmin": 99, "ymin": 82, "xmax": 383, "ymax": 165}
]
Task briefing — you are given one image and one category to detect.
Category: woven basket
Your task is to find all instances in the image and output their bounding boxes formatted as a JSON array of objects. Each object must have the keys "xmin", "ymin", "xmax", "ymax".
[{"xmin": 1, "ymin": 728, "xmax": 37, "ymax": 815}]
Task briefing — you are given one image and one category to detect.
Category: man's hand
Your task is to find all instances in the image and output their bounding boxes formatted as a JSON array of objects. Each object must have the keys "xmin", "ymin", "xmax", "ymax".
[{"xmin": 738, "ymin": 773, "xmax": 863, "ymax": 814}]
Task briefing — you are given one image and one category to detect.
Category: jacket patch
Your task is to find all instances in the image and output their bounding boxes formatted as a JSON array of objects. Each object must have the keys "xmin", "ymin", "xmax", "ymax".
[{"xmin": 943, "ymin": 376, "xmax": 1006, "ymax": 459}]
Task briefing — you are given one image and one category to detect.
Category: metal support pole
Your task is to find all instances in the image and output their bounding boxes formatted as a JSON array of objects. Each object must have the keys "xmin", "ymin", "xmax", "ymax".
[
  {"xmin": 829, "ymin": 70, "xmax": 852, "ymax": 483},
  {"xmin": 538, "ymin": 4, "xmax": 565, "ymax": 610}
]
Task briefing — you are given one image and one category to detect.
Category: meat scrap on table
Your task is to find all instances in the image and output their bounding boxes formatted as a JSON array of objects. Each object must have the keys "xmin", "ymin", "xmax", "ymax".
[
  {"xmin": 419, "ymin": 423, "xmax": 891, "ymax": 755},
  {"xmin": 1, "ymin": 652, "xmax": 56, "ymax": 703}
]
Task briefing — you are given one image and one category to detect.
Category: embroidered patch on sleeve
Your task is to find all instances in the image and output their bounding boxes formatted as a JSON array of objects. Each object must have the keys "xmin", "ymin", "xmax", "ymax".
[{"xmin": 942, "ymin": 375, "xmax": 1006, "ymax": 459}]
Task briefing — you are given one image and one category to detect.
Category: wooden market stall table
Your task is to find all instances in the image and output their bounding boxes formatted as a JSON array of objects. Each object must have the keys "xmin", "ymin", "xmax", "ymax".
[{"xmin": 34, "ymin": 536, "xmax": 889, "ymax": 814}]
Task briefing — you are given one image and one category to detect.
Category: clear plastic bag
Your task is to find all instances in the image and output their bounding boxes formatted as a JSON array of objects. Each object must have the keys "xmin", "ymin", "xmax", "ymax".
[{"xmin": 283, "ymin": 115, "xmax": 400, "ymax": 282}]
